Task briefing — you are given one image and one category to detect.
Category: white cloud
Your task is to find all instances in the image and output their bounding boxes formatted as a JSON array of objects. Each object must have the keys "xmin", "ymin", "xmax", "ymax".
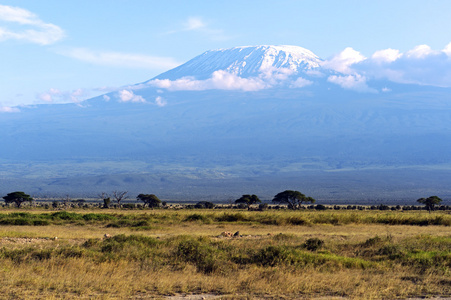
[
  {"xmin": 165, "ymin": 16, "xmax": 231, "ymax": 41},
  {"xmin": 103, "ymin": 95, "xmax": 111, "ymax": 101},
  {"xmin": 38, "ymin": 93, "xmax": 53, "ymax": 102},
  {"xmin": 381, "ymin": 87, "xmax": 391, "ymax": 92},
  {"xmin": 184, "ymin": 17, "xmax": 206, "ymax": 31},
  {"xmin": 37, "ymin": 88, "xmax": 62, "ymax": 102},
  {"xmin": 210, "ymin": 70, "xmax": 268, "ymax": 91},
  {"xmin": 147, "ymin": 67, "xmax": 318, "ymax": 92},
  {"xmin": 150, "ymin": 70, "xmax": 269, "ymax": 91},
  {"xmin": 405, "ymin": 44, "xmax": 437, "ymax": 59},
  {"xmin": 321, "ymin": 47, "xmax": 366, "ymax": 74},
  {"xmin": 69, "ymin": 88, "xmax": 87, "ymax": 103},
  {"xmin": 327, "ymin": 74, "xmax": 376, "ymax": 92},
  {"xmin": 0, "ymin": 4, "xmax": 36, "ymax": 24},
  {"xmin": 371, "ymin": 48, "xmax": 402, "ymax": 63},
  {"xmin": 0, "ymin": 5, "xmax": 64, "ymax": 45},
  {"xmin": 155, "ymin": 96, "xmax": 167, "ymax": 107},
  {"xmin": 260, "ymin": 67, "xmax": 295, "ymax": 84},
  {"xmin": 0, "ymin": 106, "xmax": 20, "ymax": 113},
  {"xmin": 118, "ymin": 90, "xmax": 145, "ymax": 103},
  {"xmin": 37, "ymin": 88, "xmax": 89, "ymax": 104},
  {"xmin": 290, "ymin": 77, "xmax": 313, "ymax": 88},
  {"xmin": 58, "ymin": 47, "xmax": 181, "ymax": 70},
  {"xmin": 442, "ymin": 42, "xmax": 451, "ymax": 56},
  {"xmin": 354, "ymin": 43, "xmax": 451, "ymax": 87}
]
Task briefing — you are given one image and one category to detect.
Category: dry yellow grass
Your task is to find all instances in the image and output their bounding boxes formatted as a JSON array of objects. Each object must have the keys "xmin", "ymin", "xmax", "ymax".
[
  {"xmin": 0, "ymin": 257, "xmax": 448, "ymax": 299},
  {"xmin": 0, "ymin": 208, "xmax": 449, "ymax": 299},
  {"xmin": 1, "ymin": 222, "xmax": 449, "ymax": 243}
]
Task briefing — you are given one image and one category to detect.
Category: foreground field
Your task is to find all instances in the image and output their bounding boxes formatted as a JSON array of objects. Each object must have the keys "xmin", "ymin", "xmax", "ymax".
[{"xmin": 0, "ymin": 209, "xmax": 450, "ymax": 299}]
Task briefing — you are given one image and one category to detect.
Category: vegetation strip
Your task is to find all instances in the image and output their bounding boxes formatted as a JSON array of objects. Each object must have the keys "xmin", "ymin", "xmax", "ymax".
[{"xmin": 0, "ymin": 210, "xmax": 449, "ymax": 226}]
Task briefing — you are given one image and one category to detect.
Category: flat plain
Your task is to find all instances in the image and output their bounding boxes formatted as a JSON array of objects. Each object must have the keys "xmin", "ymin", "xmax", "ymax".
[{"xmin": 0, "ymin": 208, "xmax": 449, "ymax": 299}]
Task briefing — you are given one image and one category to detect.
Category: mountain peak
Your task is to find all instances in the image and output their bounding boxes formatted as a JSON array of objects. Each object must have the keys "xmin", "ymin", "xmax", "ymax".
[{"xmin": 153, "ymin": 45, "xmax": 322, "ymax": 80}]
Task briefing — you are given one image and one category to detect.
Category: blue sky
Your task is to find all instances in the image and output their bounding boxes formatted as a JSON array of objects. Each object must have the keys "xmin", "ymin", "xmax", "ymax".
[{"xmin": 1, "ymin": 0, "xmax": 451, "ymax": 108}]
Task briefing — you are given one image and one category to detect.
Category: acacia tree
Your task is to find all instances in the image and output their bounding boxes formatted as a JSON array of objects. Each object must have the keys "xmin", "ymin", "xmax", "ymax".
[
  {"xmin": 3, "ymin": 191, "xmax": 33, "ymax": 208},
  {"xmin": 98, "ymin": 192, "xmax": 111, "ymax": 209},
  {"xmin": 417, "ymin": 196, "xmax": 442, "ymax": 213},
  {"xmin": 137, "ymin": 194, "xmax": 161, "ymax": 208},
  {"xmin": 272, "ymin": 190, "xmax": 315, "ymax": 209},
  {"xmin": 112, "ymin": 190, "xmax": 128, "ymax": 208},
  {"xmin": 235, "ymin": 194, "xmax": 261, "ymax": 209}
]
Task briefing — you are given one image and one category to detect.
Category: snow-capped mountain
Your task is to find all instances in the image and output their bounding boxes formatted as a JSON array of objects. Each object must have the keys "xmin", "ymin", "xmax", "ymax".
[{"xmin": 152, "ymin": 45, "xmax": 322, "ymax": 80}]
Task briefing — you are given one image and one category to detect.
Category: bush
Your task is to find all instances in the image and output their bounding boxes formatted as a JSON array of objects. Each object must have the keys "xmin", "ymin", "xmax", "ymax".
[
  {"xmin": 303, "ymin": 238, "xmax": 324, "ymax": 251},
  {"xmin": 175, "ymin": 238, "xmax": 221, "ymax": 274},
  {"xmin": 252, "ymin": 246, "xmax": 294, "ymax": 266},
  {"xmin": 0, "ymin": 218, "xmax": 33, "ymax": 225},
  {"xmin": 50, "ymin": 211, "xmax": 82, "ymax": 220},
  {"xmin": 100, "ymin": 234, "xmax": 160, "ymax": 260},
  {"xmin": 377, "ymin": 244, "xmax": 402, "ymax": 258},
  {"xmin": 194, "ymin": 201, "xmax": 215, "ymax": 209},
  {"xmin": 258, "ymin": 203, "xmax": 269, "ymax": 211},
  {"xmin": 32, "ymin": 220, "xmax": 50, "ymax": 226},
  {"xmin": 361, "ymin": 236, "xmax": 383, "ymax": 248},
  {"xmin": 272, "ymin": 233, "xmax": 297, "ymax": 241},
  {"xmin": 122, "ymin": 203, "xmax": 136, "ymax": 209},
  {"xmin": 82, "ymin": 213, "xmax": 116, "ymax": 221},
  {"xmin": 215, "ymin": 213, "xmax": 249, "ymax": 222},
  {"xmin": 184, "ymin": 213, "xmax": 211, "ymax": 223}
]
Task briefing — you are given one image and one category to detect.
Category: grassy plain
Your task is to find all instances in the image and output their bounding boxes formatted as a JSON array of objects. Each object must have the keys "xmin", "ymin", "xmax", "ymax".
[{"xmin": 0, "ymin": 208, "xmax": 449, "ymax": 299}]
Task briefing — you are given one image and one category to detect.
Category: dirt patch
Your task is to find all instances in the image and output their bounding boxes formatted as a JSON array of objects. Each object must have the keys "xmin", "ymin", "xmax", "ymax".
[{"xmin": 0, "ymin": 237, "xmax": 57, "ymax": 245}]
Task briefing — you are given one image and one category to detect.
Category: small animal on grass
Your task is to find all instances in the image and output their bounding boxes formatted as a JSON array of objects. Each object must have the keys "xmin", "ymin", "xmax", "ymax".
[{"xmin": 221, "ymin": 231, "xmax": 233, "ymax": 237}]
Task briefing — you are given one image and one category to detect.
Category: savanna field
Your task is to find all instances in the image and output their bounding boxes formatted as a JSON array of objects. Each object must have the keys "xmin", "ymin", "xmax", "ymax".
[{"xmin": 0, "ymin": 207, "xmax": 450, "ymax": 299}]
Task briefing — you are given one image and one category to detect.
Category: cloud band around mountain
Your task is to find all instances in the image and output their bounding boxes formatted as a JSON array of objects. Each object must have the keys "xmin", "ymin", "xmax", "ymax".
[
  {"xmin": 141, "ymin": 43, "xmax": 451, "ymax": 94},
  {"xmin": 325, "ymin": 43, "xmax": 451, "ymax": 90}
]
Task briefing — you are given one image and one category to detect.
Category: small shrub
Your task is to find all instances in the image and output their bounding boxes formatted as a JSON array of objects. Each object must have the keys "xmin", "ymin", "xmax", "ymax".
[
  {"xmin": 82, "ymin": 239, "xmax": 100, "ymax": 248},
  {"xmin": 194, "ymin": 201, "xmax": 215, "ymax": 209},
  {"xmin": 362, "ymin": 236, "xmax": 383, "ymax": 247},
  {"xmin": 131, "ymin": 220, "xmax": 151, "ymax": 227},
  {"xmin": 175, "ymin": 238, "xmax": 221, "ymax": 274},
  {"xmin": 2, "ymin": 218, "xmax": 33, "ymax": 225},
  {"xmin": 50, "ymin": 211, "xmax": 81, "ymax": 221},
  {"xmin": 184, "ymin": 213, "xmax": 211, "ymax": 223},
  {"xmin": 303, "ymin": 238, "xmax": 324, "ymax": 251},
  {"xmin": 252, "ymin": 246, "xmax": 293, "ymax": 266},
  {"xmin": 273, "ymin": 233, "xmax": 297, "ymax": 241},
  {"xmin": 122, "ymin": 203, "xmax": 136, "ymax": 209},
  {"xmin": 378, "ymin": 244, "xmax": 402, "ymax": 258},
  {"xmin": 258, "ymin": 203, "xmax": 268, "ymax": 211},
  {"xmin": 82, "ymin": 213, "xmax": 115, "ymax": 221},
  {"xmin": 315, "ymin": 204, "xmax": 327, "ymax": 210},
  {"xmin": 215, "ymin": 213, "xmax": 249, "ymax": 222},
  {"xmin": 32, "ymin": 220, "xmax": 50, "ymax": 226},
  {"xmin": 286, "ymin": 216, "xmax": 308, "ymax": 225}
]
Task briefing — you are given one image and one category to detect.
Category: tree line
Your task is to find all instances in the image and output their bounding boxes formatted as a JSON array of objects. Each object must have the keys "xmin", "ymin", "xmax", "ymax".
[{"xmin": 1, "ymin": 190, "xmax": 445, "ymax": 212}]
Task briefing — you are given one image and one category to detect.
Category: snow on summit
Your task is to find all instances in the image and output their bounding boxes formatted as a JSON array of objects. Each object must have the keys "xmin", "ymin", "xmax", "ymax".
[{"xmin": 153, "ymin": 45, "xmax": 322, "ymax": 81}]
